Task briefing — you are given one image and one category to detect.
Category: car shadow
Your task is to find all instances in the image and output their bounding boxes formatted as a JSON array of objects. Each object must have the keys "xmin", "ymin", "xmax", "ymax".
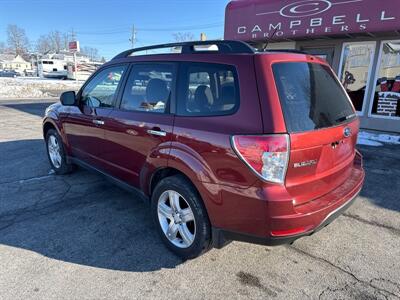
[
  {"xmin": 358, "ymin": 144, "xmax": 400, "ymax": 212},
  {"xmin": 1, "ymin": 138, "xmax": 398, "ymax": 273},
  {"xmin": 2, "ymin": 101, "xmax": 56, "ymax": 118},
  {"xmin": 0, "ymin": 139, "xmax": 183, "ymax": 272}
]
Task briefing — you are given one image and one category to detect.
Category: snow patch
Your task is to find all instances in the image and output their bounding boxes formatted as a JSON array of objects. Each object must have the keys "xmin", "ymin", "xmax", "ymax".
[
  {"xmin": 0, "ymin": 77, "xmax": 82, "ymax": 98},
  {"xmin": 357, "ymin": 131, "xmax": 400, "ymax": 147},
  {"xmin": 357, "ymin": 138, "xmax": 383, "ymax": 147}
]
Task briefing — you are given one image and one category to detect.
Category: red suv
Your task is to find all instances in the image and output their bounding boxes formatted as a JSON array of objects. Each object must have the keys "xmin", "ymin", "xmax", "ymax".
[{"xmin": 43, "ymin": 41, "xmax": 365, "ymax": 259}]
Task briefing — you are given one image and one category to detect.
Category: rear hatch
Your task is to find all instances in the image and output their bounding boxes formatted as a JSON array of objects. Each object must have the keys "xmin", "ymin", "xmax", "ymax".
[{"xmin": 260, "ymin": 55, "xmax": 359, "ymax": 206}]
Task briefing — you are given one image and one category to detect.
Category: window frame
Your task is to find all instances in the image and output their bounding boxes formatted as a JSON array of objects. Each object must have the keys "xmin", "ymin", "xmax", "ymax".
[
  {"xmin": 337, "ymin": 41, "xmax": 377, "ymax": 116},
  {"xmin": 175, "ymin": 62, "xmax": 240, "ymax": 117},
  {"xmin": 115, "ymin": 62, "xmax": 178, "ymax": 115},
  {"xmin": 77, "ymin": 63, "xmax": 129, "ymax": 109},
  {"xmin": 368, "ymin": 39, "xmax": 400, "ymax": 120}
]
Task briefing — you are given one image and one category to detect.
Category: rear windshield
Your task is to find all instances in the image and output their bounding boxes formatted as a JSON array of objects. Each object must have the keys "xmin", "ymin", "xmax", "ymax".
[{"xmin": 272, "ymin": 62, "xmax": 356, "ymax": 133}]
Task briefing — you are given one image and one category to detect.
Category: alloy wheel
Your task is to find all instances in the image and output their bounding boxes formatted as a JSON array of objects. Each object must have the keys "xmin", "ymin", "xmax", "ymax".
[
  {"xmin": 157, "ymin": 190, "xmax": 196, "ymax": 248},
  {"xmin": 47, "ymin": 135, "xmax": 62, "ymax": 169}
]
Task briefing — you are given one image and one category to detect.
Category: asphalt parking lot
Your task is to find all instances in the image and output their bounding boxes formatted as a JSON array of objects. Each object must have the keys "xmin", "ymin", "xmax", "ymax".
[{"xmin": 0, "ymin": 98, "xmax": 399, "ymax": 300}]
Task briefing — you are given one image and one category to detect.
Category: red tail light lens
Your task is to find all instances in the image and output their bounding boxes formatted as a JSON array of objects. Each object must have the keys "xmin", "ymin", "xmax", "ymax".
[{"xmin": 231, "ymin": 135, "xmax": 289, "ymax": 184}]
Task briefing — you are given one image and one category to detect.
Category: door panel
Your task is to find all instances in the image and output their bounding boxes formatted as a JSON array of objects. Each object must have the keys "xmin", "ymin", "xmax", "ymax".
[
  {"xmin": 101, "ymin": 63, "xmax": 176, "ymax": 187},
  {"xmin": 64, "ymin": 106, "xmax": 112, "ymax": 165},
  {"xmin": 63, "ymin": 65, "xmax": 127, "ymax": 169},
  {"xmin": 103, "ymin": 112, "xmax": 174, "ymax": 187}
]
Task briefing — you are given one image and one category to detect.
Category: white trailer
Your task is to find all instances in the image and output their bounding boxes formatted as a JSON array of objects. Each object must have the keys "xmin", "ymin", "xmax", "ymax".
[
  {"xmin": 67, "ymin": 61, "xmax": 103, "ymax": 81},
  {"xmin": 38, "ymin": 59, "xmax": 68, "ymax": 79}
]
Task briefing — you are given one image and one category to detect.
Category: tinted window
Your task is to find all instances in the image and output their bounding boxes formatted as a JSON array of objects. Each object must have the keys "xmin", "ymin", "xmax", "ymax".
[
  {"xmin": 273, "ymin": 62, "xmax": 355, "ymax": 133},
  {"xmin": 177, "ymin": 63, "xmax": 239, "ymax": 116},
  {"xmin": 120, "ymin": 64, "xmax": 174, "ymax": 113},
  {"xmin": 81, "ymin": 65, "xmax": 126, "ymax": 108}
]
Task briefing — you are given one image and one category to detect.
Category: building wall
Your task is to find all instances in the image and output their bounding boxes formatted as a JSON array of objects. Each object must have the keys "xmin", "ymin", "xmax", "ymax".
[
  {"xmin": 265, "ymin": 42, "xmax": 296, "ymax": 50},
  {"xmin": 1, "ymin": 61, "xmax": 32, "ymax": 72}
]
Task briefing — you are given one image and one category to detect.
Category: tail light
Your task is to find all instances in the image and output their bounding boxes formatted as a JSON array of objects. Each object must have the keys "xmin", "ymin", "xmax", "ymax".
[{"xmin": 231, "ymin": 134, "xmax": 289, "ymax": 184}]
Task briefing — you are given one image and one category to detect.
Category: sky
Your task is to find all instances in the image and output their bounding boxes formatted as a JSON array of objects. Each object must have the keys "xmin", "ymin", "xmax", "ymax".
[{"xmin": 0, "ymin": 0, "xmax": 230, "ymax": 59}]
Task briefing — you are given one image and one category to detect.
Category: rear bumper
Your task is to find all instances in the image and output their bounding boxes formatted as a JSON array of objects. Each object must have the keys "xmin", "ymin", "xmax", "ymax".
[
  {"xmin": 212, "ymin": 187, "xmax": 360, "ymax": 248},
  {"xmin": 211, "ymin": 152, "xmax": 365, "ymax": 248}
]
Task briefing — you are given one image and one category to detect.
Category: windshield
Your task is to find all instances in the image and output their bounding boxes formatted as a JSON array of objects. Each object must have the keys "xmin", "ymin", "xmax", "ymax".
[{"xmin": 273, "ymin": 62, "xmax": 356, "ymax": 133}]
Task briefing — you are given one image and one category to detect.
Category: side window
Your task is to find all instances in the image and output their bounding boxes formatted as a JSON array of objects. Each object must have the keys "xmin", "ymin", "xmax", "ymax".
[
  {"xmin": 81, "ymin": 65, "xmax": 126, "ymax": 108},
  {"xmin": 177, "ymin": 63, "xmax": 239, "ymax": 116},
  {"xmin": 120, "ymin": 64, "xmax": 174, "ymax": 113}
]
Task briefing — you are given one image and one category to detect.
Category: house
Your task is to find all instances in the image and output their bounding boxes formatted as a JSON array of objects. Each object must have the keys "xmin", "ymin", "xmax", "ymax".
[{"xmin": 0, "ymin": 54, "xmax": 32, "ymax": 74}]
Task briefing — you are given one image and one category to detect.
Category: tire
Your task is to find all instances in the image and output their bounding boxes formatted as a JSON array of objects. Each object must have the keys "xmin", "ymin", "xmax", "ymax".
[
  {"xmin": 151, "ymin": 175, "xmax": 212, "ymax": 259},
  {"xmin": 45, "ymin": 129, "xmax": 73, "ymax": 175}
]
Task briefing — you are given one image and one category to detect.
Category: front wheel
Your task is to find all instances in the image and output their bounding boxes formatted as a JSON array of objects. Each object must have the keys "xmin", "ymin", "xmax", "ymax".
[
  {"xmin": 45, "ymin": 129, "xmax": 73, "ymax": 175},
  {"xmin": 151, "ymin": 175, "xmax": 212, "ymax": 259}
]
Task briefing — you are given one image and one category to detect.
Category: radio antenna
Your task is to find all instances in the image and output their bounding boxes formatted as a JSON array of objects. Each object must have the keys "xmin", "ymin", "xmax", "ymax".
[{"xmin": 263, "ymin": 28, "xmax": 278, "ymax": 51}]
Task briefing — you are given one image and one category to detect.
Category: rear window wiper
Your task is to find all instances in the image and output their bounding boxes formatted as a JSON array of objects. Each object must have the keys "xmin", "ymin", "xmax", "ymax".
[{"xmin": 336, "ymin": 113, "xmax": 356, "ymax": 123}]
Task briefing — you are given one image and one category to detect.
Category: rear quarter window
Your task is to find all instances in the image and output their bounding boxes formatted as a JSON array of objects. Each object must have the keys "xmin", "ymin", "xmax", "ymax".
[
  {"xmin": 177, "ymin": 63, "xmax": 239, "ymax": 117},
  {"xmin": 273, "ymin": 62, "xmax": 356, "ymax": 133}
]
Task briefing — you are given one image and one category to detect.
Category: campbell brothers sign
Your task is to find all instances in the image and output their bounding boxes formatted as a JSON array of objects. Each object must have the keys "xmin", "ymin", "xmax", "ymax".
[{"xmin": 224, "ymin": 0, "xmax": 400, "ymax": 41}]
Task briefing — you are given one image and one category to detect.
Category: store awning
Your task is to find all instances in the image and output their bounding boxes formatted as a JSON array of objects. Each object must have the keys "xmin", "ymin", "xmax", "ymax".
[{"xmin": 224, "ymin": 0, "xmax": 400, "ymax": 42}]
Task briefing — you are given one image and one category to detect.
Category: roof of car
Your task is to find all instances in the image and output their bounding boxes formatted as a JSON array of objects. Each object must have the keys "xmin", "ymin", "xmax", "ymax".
[
  {"xmin": 106, "ymin": 40, "xmax": 314, "ymax": 67},
  {"xmin": 111, "ymin": 40, "xmax": 255, "ymax": 60}
]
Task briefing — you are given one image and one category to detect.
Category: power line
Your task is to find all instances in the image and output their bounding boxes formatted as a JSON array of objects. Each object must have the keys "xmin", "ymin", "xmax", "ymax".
[
  {"xmin": 76, "ymin": 28, "xmax": 131, "ymax": 35},
  {"xmin": 84, "ymin": 40, "xmax": 131, "ymax": 45},
  {"xmin": 137, "ymin": 22, "xmax": 223, "ymax": 32},
  {"xmin": 75, "ymin": 22, "xmax": 223, "ymax": 35}
]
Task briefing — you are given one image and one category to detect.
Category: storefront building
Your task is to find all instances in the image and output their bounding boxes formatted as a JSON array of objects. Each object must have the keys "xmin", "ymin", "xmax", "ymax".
[{"xmin": 225, "ymin": 0, "xmax": 400, "ymax": 133}]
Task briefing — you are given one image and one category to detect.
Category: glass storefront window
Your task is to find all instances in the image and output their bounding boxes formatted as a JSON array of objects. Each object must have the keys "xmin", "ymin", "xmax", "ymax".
[
  {"xmin": 370, "ymin": 41, "xmax": 400, "ymax": 119},
  {"xmin": 339, "ymin": 42, "xmax": 376, "ymax": 114}
]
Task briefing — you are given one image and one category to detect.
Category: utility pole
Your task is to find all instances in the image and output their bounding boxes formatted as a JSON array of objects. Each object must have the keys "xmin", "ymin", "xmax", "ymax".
[
  {"xmin": 70, "ymin": 28, "xmax": 77, "ymax": 82},
  {"xmin": 129, "ymin": 25, "xmax": 137, "ymax": 49},
  {"xmin": 70, "ymin": 28, "xmax": 76, "ymax": 42},
  {"xmin": 71, "ymin": 28, "xmax": 76, "ymax": 41}
]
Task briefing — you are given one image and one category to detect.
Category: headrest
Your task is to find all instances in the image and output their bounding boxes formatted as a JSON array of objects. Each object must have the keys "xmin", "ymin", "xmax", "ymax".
[{"xmin": 146, "ymin": 78, "xmax": 169, "ymax": 102}]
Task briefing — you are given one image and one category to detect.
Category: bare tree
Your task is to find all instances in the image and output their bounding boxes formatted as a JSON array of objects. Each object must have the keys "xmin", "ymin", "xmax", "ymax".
[
  {"xmin": 7, "ymin": 24, "xmax": 30, "ymax": 55},
  {"xmin": 48, "ymin": 31, "xmax": 62, "ymax": 53},
  {"xmin": 62, "ymin": 33, "xmax": 69, "ymax": 50},
  {"xmin": 80, "ymin": 46, "xmax": 100, "ymax": 61},
  {"xmin": 35, "ymin": 35, "xmax": 52, "ymax": 54},
  {"xmin": 173, "ymin": 32, "xmax": 195, "ymax": 42}
]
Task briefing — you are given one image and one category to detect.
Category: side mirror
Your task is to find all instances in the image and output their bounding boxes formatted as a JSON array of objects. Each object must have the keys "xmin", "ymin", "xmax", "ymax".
[{"xmin": 60, "ymin": 91, "xmax": 76, "ymax": 106}]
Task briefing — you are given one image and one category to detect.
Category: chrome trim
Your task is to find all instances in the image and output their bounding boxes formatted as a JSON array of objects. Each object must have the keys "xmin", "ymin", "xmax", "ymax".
[
  {"xmin": 147, "ymin": 129, "xmax": 167, "ymax": 137},
  {"xmin": 92, "ymin": 119, "xmax": 105, "ymax": 125}
]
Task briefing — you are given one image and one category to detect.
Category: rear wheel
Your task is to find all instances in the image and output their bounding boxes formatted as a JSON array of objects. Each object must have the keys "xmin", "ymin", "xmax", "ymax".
[
  {"xmin": 45, "ymin": 129, "xmax": 73, "ymax": 175},
  {"xmin": 151, "ymin": 175, "xmax": 211, "ymax": 259}
]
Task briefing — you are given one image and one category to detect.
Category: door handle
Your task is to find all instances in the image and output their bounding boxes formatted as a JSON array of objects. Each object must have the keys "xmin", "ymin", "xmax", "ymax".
[
  {"xmin": 92, "ymin": 119, "xmax": 105, "ymax": 125},
  {"xmin": 147, "ymin": 129, "xmax": 167, "ymax": 137}
]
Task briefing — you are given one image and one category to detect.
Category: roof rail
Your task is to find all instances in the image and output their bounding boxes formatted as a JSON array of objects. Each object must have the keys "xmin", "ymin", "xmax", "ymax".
[
  {"xmin": 112, "ymin": 40, "xmax": 255, "ymax": 60},
  {"xmin": 264, "ymin": 49, "xmax": 308, "ymax": 55}
]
